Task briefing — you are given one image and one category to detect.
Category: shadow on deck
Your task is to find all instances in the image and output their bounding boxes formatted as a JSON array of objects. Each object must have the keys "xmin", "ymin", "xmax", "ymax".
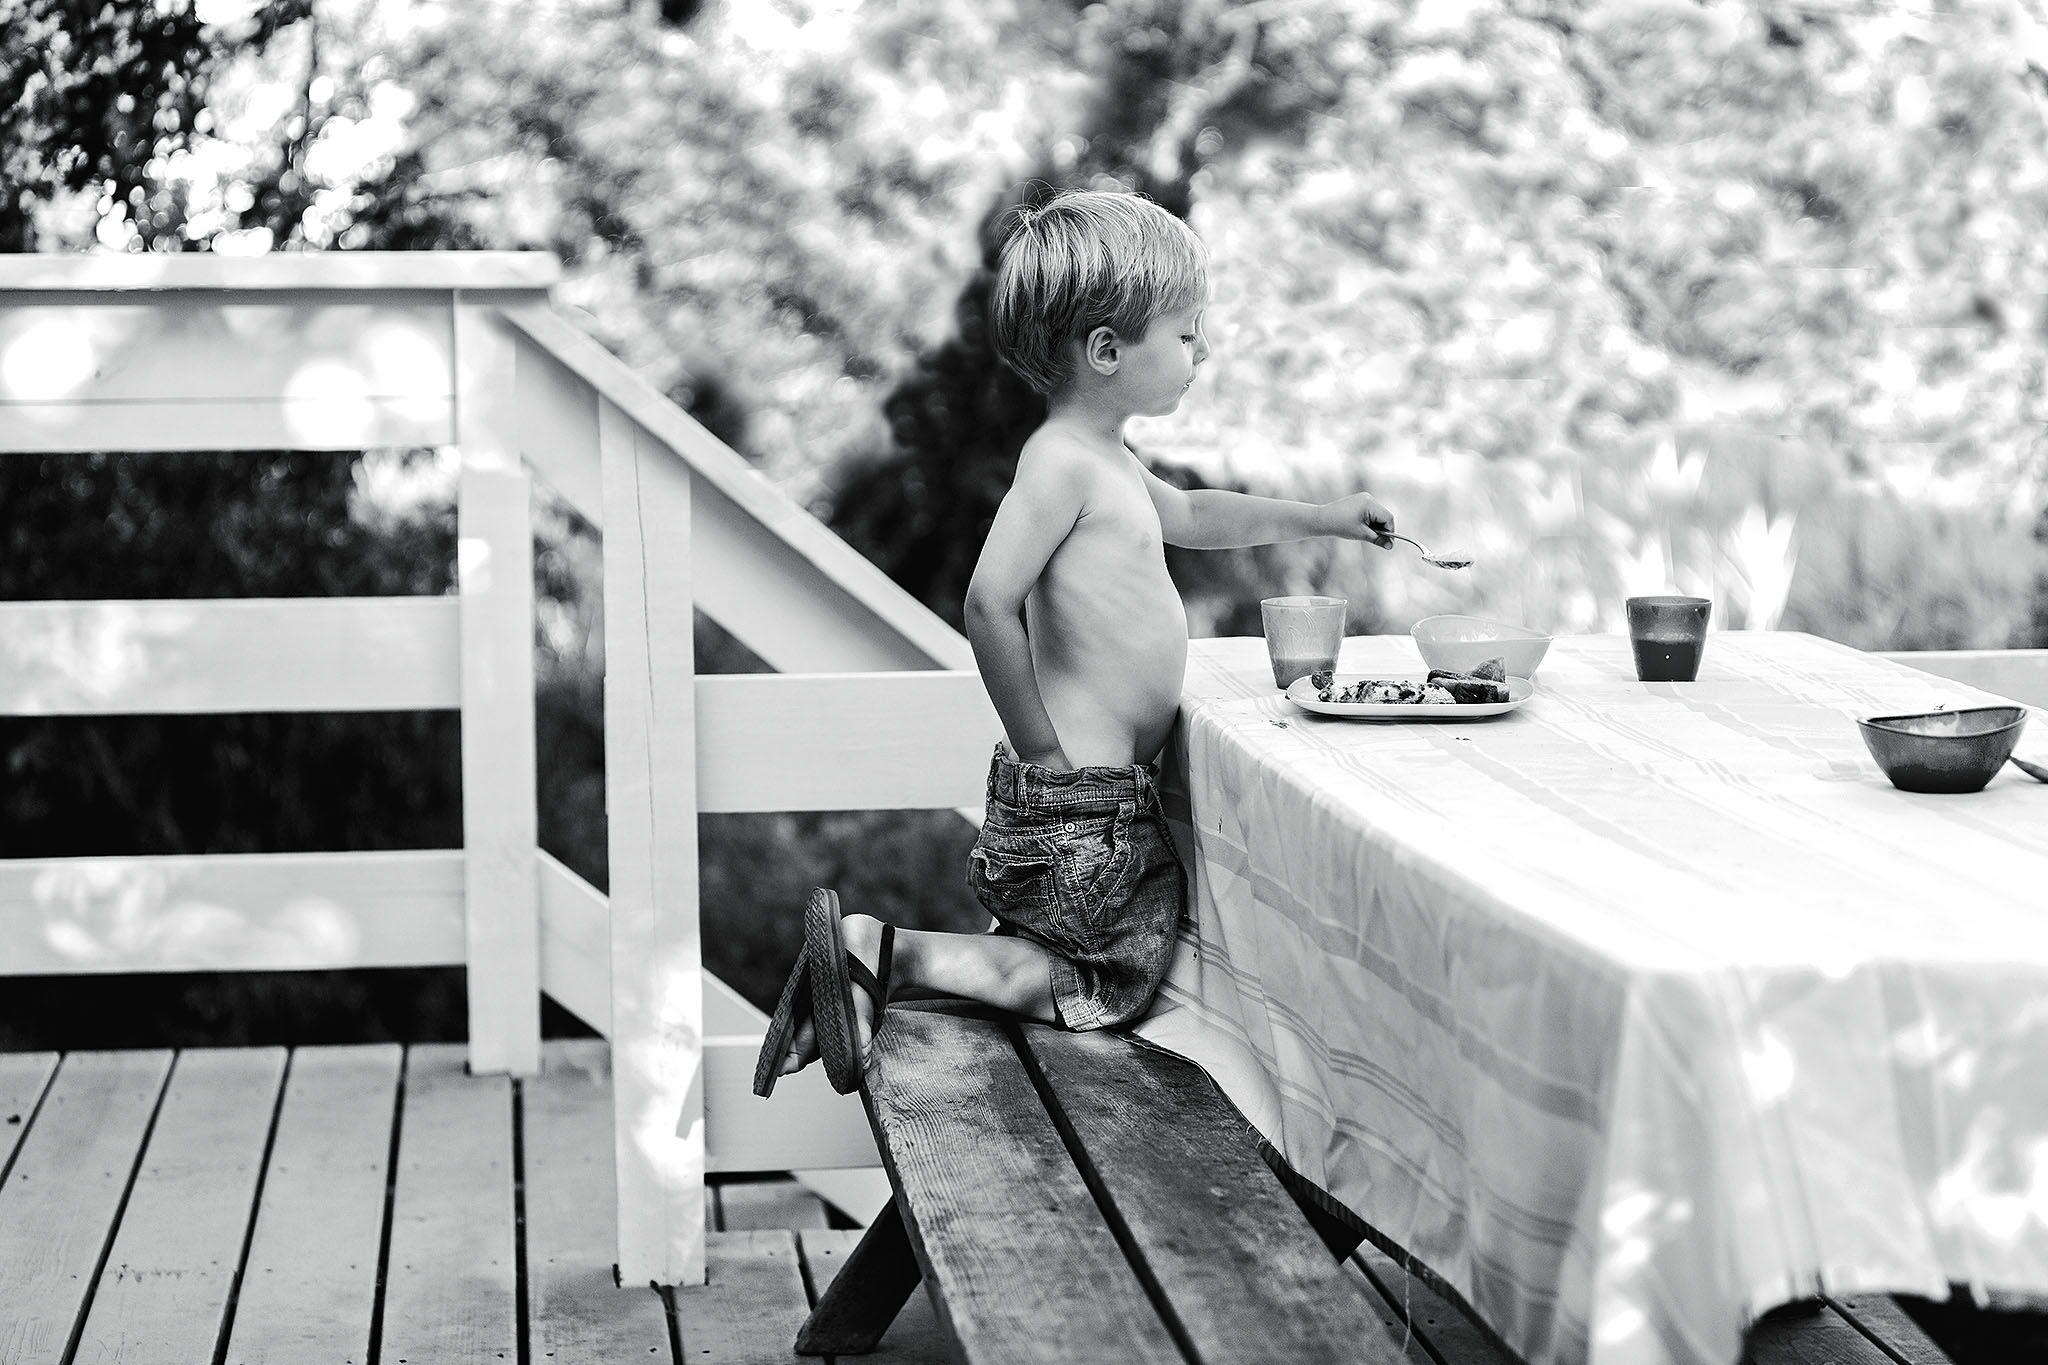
[{"xmin": 0, "ymin": 1040, "xmax": 954, "ymax": 1364}]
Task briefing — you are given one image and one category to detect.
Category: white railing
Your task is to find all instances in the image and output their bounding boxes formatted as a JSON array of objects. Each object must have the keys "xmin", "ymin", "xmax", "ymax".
[
  {"xmin": 0, "ymin": 253, "xmax": 1001, "ymax": 1286},
  {"xmin": 3, "ymin": 254, "xmax": 2043, "ymax": 1288},
  {"xmin": 1880, "ymin": 648, "xmax": 2048, "ymax": 709}
]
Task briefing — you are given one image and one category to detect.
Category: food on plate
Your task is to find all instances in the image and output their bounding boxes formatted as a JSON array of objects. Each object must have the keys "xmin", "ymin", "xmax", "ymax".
[
  {"xmin": 1425, "ymin": 664, "xmax": 1511, "ymax": 704},
  {"xmin": 1305, "ymin": 657, "xmax": 1511, "ymax": 706},
  {"xmin": 1315, "ymin": 677, "xmax": 1458, "ymax": 705}
]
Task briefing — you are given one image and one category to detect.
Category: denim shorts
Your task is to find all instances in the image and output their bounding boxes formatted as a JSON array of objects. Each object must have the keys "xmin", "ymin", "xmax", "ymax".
[{"xmin": 966, "ymin": 746, "xmax": 1187, "ymax": 1031}]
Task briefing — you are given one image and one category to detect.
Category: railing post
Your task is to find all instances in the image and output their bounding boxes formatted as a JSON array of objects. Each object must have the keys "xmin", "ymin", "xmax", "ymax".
[
  {"xmin": 598, "ymin": 395, "xmax": 707, "ymax": 1286},
  {"xmin": 455, "ymin": 297, "xmax": 542, "ymax": 1076}
]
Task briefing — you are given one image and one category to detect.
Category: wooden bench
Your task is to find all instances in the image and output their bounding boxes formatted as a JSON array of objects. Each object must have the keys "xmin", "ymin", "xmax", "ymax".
[
  {"xmin": 792, "ymin": 1000, "xmax": 1423, "ymax": 1363},
  {"xmin": 796, "ymin": 1000, "xmax": 1960, "ymax": 1365}
]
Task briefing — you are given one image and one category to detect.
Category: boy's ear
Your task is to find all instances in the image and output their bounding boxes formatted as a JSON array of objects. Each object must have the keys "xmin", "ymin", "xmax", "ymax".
[{"xmin": 1083, "ymin": 325, "xmax": 1119, "ymax": 376}]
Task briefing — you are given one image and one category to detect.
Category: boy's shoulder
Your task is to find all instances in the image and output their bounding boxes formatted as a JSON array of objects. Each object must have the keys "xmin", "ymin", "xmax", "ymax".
[{"xmin": 1015, "ymin": 420, "xmax": 1124, "ymax": 481}]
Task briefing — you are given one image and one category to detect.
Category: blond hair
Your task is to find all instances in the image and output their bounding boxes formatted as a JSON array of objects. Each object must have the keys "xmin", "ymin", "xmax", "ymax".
[{"xmin": 990, "ymin": 190, "xmax": 1207, "ymax": 395}]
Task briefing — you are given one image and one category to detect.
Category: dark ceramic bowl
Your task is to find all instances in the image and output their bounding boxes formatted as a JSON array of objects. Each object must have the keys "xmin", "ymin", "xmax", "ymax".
[{"xmin": 1856, "ymin": 706, "xmax": 2028, "ymax": 793}]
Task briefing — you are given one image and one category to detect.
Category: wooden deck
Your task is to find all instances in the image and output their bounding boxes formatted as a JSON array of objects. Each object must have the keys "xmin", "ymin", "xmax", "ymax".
[
  {"xmin": 0, "ymin": 1039, "xmax": 955, "ymax": 1365},
  {"xmin": 11, "ymin": 1037, "xmax": 2003, "ymax": 1365}
]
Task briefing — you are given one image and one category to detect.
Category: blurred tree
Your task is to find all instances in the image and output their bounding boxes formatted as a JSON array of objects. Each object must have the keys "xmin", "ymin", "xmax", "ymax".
[
  {"xmin": 0, "ymin": 0, "xmax": 312, "ymax": 250},
  {"xmin": 1126, "ymin": 0, "xmax": 2048, "ymax": 641},
  {"xmin": 268, "ymin": 0, "xmax": 1069, "ymax": 469},
  {"xmin": 826, "ymin": 0, "xmax": 1383, "ymax": 635}
]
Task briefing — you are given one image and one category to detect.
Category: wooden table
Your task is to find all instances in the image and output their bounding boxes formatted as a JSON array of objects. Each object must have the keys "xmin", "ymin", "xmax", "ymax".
[{"xmin": 1135, "ymin": 632, "xmax": 2048, "ymax": 1365}]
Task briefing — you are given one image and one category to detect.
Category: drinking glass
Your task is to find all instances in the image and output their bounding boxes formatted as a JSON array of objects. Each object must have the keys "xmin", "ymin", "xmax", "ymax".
[
  {"xmin": 1261, "ymin": 596, "xmax": 1347, "ymax": 689},
  {"xmin": 1625, "ymin": 596, "xmax": 1712, "ymax": 682}
]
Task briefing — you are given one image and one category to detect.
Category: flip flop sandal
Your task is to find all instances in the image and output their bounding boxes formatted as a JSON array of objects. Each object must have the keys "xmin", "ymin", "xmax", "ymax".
[
  {"xmin": 806, "ymin": 888, "xmax": 896, "ymax": 1096},
  {"xmin": 750, "ymin": 949, "xmax": 812, "ymax": 1099}
]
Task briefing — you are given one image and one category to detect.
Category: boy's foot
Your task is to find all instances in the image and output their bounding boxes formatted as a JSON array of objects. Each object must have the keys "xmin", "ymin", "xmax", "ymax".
[{"xmin": 778, "ymin": 913, "xmax": 893, "ymax": 1078}]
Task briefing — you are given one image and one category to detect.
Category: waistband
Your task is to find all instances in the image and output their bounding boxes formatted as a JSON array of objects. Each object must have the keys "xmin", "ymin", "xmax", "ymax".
[{"xmin": 986, "ymin": 744, "xmax": 1159, "ymax": 814}]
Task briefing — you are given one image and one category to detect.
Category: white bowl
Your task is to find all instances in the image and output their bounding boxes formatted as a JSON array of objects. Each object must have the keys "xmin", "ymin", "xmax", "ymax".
[{"xmin": 1410, "ymin": 615, "xmax": 1552, "ymax": 679}]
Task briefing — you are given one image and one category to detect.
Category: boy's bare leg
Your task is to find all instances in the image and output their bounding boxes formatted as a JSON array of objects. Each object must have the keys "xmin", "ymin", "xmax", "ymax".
[{"xmin": 777, "ymin": 913, "xmax": 1058, "ymax": 1077}]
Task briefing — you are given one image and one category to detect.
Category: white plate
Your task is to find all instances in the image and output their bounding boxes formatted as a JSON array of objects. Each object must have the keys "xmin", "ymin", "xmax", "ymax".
[{"xmin": 1285, "ymin": 674, "xmax": 1535, "ymax": 719}]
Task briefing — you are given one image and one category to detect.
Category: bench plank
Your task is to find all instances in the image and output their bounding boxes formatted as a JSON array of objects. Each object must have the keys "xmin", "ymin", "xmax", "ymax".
[
  {"xmin": 1828, "ymin": 1295, "xmax": 1954, "ymax": 1365},
  {"xmin": 859, "ymin": 1005, "xmax": 1184, "ymax": 1364},
  {"xmin": 1017, "ymin": 1025, "xmax": 1413, "ymax": 1365},
  {"xmin": 1338, "ymin": 1257, "xmax": 1443, "ymax": 1365},
  {"xmin": 1747, "ymin": 1300, "xmax": 1912, "ymax": 1365},
  {"xmin": 1353, "ymin": 1243, "xmax": 1518, "ymax": 1365}
]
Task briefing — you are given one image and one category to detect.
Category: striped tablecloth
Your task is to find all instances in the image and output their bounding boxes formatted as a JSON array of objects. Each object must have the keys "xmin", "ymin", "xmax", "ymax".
[{"xmin": 1134, "ymin": 631, "xmax": 2048, "ymax": 1365}]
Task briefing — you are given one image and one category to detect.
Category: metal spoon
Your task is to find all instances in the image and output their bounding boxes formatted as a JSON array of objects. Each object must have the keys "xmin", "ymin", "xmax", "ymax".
[
  {"xmin": 2010, "ymin": 755, "xmax": 2048, "ymax": 783},
  {"xmin": 1383, "ymin": 532, "xmax": 1473, "ymax": 571}
]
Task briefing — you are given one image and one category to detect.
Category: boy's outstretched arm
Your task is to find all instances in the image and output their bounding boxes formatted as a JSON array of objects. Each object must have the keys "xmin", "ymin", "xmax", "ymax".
[
  {"xmin": 964, "ymin": 447, "xmax": 1089, "ymax": 771},
  {"xmin": 1142, "ymin": 464, "xmax": 1395, "ymax": 549}
]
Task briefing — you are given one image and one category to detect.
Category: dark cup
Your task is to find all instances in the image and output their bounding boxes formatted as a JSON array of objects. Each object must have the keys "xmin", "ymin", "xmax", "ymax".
[{"xmin": 1625, "ymin": 596, "xmax": 1712, "ymax": 682}]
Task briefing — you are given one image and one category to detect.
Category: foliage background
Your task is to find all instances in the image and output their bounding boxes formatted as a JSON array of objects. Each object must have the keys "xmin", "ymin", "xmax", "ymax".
[{"xmin": 3, "ymin": 0, "xmax": 2047, "ymax": 1038}]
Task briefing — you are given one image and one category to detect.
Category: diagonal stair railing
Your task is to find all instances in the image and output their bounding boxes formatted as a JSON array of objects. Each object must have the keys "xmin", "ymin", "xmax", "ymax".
[{"xmin": 0, "ymin": 252, "xmax": 1000, "ymax": 1286}]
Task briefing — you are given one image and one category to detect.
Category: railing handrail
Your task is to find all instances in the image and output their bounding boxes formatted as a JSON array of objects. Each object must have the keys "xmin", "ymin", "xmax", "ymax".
[
  {"xmin": 1881, "ymin": 647, "xmax": 2048, "ymax": 710},
  {"xmin": 497, "ymin": 302, "xmax": 973, "ymax": 672}
]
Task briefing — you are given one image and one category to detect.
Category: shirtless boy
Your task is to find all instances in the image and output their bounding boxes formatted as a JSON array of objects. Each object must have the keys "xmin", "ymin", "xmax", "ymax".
[{"xmin": 756, "ymin": 189, "xmax": 1395, "ymax": 1096}]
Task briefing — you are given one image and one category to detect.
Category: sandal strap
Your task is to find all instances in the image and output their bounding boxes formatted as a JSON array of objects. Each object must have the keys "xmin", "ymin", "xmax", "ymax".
[
  {"xmin": 875, "ymin": 922, "xmax": 895, "ymax": 1003},
  {"xmin": 847, "ymin": 922, "xmax": 896, "ymax": 1008}
]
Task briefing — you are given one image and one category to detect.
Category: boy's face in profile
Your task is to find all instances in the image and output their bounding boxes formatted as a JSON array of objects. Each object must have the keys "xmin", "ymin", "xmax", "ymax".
[{"xmin": 1103, "ymin": 303, "xmax": 1210, "ymax": 417}]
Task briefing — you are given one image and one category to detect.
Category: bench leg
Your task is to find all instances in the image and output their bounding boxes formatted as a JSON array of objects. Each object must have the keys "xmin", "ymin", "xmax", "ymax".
[{"xmin": 796, "ymin": 1197, "xmax": 923, "ymax": 1356}]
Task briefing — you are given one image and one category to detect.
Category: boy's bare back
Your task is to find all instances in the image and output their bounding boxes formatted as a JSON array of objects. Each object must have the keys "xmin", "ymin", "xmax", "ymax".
[{"xmin": 1004, "ymin": 421, "xmax": 1189, "ymax": 769}]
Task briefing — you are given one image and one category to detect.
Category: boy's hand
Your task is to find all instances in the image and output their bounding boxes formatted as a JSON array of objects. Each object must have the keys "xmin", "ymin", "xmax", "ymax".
[
  {"xmin": 1018, "ymin": 745, "xmax": 1075, "ymax": 773},
  {"xmin": 1323, "ymin": 492, "xmax": 1396, "ymax": 547}
]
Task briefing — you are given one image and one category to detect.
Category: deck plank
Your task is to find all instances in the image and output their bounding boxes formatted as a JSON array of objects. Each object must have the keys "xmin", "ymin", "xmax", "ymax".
[
  {"xmin": 799, "ymin": 1229, "xmax": 960, "ymax": 1365},
  {"xmin": 525, "ymin": 1039, "xmax": 672, "ymax": 1363},
  {"xmin": 865, "ymin": 1005, "xmax": 1182, "ymax": 1365},
  {"xmin": 0, "ymin": 1050, "xmax": 171, "ymax": 1363},
  {"xmin": 715, "ymin": 1178, "xmax": 832, "ymax": 1232},
  {"xmin": 224, "ymin": 1044, "xmax": 401, "ymax": 1365},
  {"xmin": 672, "ymin": 1230, "xmax": 809, "ymax": 1364},
  {"xmin": 379, "ymin": 1043, "xmax": 518, "ymax": 1363},
  {"xmin": 0, "ymin": 1052, "xmax": 58, "ymax": 1173},
  {"xmin": 73, "ymin": 1048, "xmax": 287, "ymax": 1363},
  {"xmin": 1019, "ymin": 1025, "xmax": 1410, "ymax": 1365}
]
